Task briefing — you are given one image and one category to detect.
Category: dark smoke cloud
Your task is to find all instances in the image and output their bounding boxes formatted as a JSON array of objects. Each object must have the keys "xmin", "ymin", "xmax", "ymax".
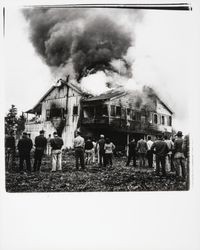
[{"xmin": 23, "ymin": 7, "xmax": 142, "ymax": 80}]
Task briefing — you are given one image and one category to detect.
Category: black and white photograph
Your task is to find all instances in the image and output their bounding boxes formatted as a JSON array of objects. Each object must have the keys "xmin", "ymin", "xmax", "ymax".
[
  {"xmin": 4, "ymin": 3, "xmax": 193, "ymax": 192},
  {"xmin": 1, "ymin": 1, "xmax": 200, "ymax": 250}
]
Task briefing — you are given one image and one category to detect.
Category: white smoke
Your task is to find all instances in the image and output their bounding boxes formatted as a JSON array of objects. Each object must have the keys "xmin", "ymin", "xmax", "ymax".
[{"xmin": 80, "ymin": 71, "xmax": 111, "ymax": 95}]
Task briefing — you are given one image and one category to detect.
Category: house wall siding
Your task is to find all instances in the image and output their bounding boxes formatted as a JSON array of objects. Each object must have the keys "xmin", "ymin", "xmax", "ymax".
[{"xmin": 26, "ymin": 85, "xmax": 82, "ymax": 148}]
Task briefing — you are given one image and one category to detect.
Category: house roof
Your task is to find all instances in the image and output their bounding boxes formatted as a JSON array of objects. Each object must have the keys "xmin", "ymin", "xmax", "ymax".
[
  {"xmin": 26, "ymin": 79, "xmax": 173, "ymax": 115},
  {"xmin": 26, "ymin": 79, "xmax": 83, "ymax": 114},
  {"xmin": 84, "ymin": 87, "xmax": 173, "ymax": 114},
  {"xmin": 84, "ymin": 88, "xmax": 126, "ymax": 102}
]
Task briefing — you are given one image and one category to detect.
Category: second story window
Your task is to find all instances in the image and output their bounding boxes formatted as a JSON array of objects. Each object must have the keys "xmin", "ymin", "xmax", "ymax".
[
  {"xmin": 154, "ymin": 113, "xmax": 158, "ymax": 124},
  {"xmin": 46, "ymin": 109, "xmax": 50, "ymax": 121},
  {"xmin": 110, "ymin": 105, "xmax": 115, "ymax": 116},
  {"xmin": 168, "ymin": 116, "xmax": 172, "ymax": 126},
  {"xmin": 161, "ymin": 115, "xmax": 165, "ymax": 125},
  {"xmin": 121, "ymin": 108, "xmax": 126, "ymax": 119},
  {"xmin": 73, "ymin": 106, "xmax": 78, "ymax": 115},
  {"xmin": 116, "ymin": 106, "xmax": 121, "ymax": 117}
]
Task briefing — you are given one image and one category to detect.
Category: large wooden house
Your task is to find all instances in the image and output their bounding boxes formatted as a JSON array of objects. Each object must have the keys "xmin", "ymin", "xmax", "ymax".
[{"xmin": 25, "ymin": 77, "xmax": 173, "ymax": 149}]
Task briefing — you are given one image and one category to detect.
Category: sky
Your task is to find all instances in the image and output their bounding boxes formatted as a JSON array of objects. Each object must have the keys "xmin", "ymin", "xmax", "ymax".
[{"xmin": 3, "ymin": 5, "xmax": 197, "ymax": 133}]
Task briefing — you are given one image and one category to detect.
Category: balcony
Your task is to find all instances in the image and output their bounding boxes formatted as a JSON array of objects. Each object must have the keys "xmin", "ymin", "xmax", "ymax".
[{"xmin": 82, "ymin": 116, "xmax": 109, "ymax": 125}]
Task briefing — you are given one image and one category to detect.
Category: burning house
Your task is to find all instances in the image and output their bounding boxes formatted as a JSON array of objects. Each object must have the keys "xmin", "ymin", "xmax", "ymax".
[
  {"xmin": 25, "ymin": 77, "xmax": 173, "ymax": 149},
  {"xmin": 23, "ymin": 7, "xmax": 173, "ymax": 149}
]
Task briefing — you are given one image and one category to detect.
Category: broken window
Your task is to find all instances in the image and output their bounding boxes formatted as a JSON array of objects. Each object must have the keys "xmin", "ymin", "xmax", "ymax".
[
  {"xmin": 116, "ymin": 106, "xmax": 121, "ymax": 116},
  {"xmin": 110, "ymin": 105, "xmax": 115, "ymax": 116},
  {"xmin": 73, "ymin": 106, "xmax": 78, "ymax": 115},
  {"xmin": 154, "ymin": 113, "xmax": 158, "ymax": 124}
]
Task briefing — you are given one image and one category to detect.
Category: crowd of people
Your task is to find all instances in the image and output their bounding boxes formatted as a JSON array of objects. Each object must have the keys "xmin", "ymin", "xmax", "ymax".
[{"xmin": 5, "ymin": 130, "xmax": 189, "ymax": 181}]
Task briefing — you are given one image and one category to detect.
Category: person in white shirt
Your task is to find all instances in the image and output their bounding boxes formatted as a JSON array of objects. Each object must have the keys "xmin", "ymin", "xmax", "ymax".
[
  {"xmin": 146, "ymin": 136, "xmax": 154, "ymax": 168},
  {"xmin": 73, "ymin": 131, "xmax": 85, "ymax": 170},
  {"xmin": 164, "ymin": 135, "xmax": 174, "ymax": 173},
  {"xmin": 104, "ymin": 138, "xmax": 115, "ymax": 168},
  {"xmin": 92, "ymin": 139, "xmax": 97, "ymax": 163}
]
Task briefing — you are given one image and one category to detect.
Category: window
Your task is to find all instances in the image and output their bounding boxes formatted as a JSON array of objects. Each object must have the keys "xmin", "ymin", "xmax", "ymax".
[
  {"xmin": 83, "ymin": 106, "xmax": 94, "ymax": 118},
  {"xmin": 116, "ymin": 106, "xmax": 121, "ymax": 116},
  {"xmin": 161, "ymin": 115, "xmax": 165, "ymax": 125},
  {"xmin": 135, "ymin": 112, "xmax": 141, "ymax": 121},
  {"xmin": 154, "ymin": 114, "xmax": 158, "ymax": 124},
  {"xmin": 168, "ymin": 116, "xmax": 172, "ymax": 126},
  {"xmin": 73, "ymin": 106, "xmax": 78, "ymax": 115},
  {"xmin": 46, "ymin": 109, "xmax": 50, "ymax": 121},
  {"xmin": 50, "ymin": 108, "xmax": 62, "ymax": 117},
  {"xmin": 121, "ymin": 108, "xmax": 126, "ymax": 119},
  {"xmin": 131, "ymin": 110, "xmax": 136, "ymax": 120},
  {"xmin": 110, "ymin": 105, "xmax": 115, "ymax": 116},
  {"xmin": 96, "ymin": 105, "xmax": 108, "ymax": 117},
  {"xmin": 102, "ymin": 105, "xmax": 108, "ymax": 116}
]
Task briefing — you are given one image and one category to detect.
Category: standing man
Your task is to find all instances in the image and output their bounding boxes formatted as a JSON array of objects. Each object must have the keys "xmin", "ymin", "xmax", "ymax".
[
  {"xmin": 73, "ymin": 131, "xmax": 85, "ymax": 171},
  {"xmin": 5, "ymin": 130, "xmax": 16, "ymax": 170},
  {"xmin": 47, "ymin": 134, "xmax": 52, "ymax": 156},
  {"xmin": 17, "ymin": 132, "xmax": 33, "ymax": 173},
  {"xmin": 33, "ymin": 130, "xmax": 47, "ymax": 172},
  {"xmin": 85, "ymin": 137, "xmax": 94, "ymax": 165},
  {"xmin": 136, "ymin": 136, "xmax": 148, "ymax": 168},
  {"xmin": 104, "ymin": 138, "xmax": 115, "ymax": 168},
  {"xmin": 164, "ymin": 135, "xmax": 174, "ymax": 172},
  {"xmin": 174, "ymin": 131, "xmax": 186, "ymax": 181},
  {"xmin": 97, "ymin": 134, "xmax": 105, "ymax": 167},
  {"xmin": 126, "ymin": 138, "xmax": 137, "ymax": 167},
  {"xmin": 92, "ymin": 138, "xmax": 97, "ymax": 163},
  {"xmin": 50, "ymin": 132, "xmax": 64, "ymax": 172},
  {"xmin": 151, "ymin": 134, "xmax": 169, "ymax": 177},
  {"xmin": 146, "ymin": 136, "xmax": 154, "ymax": 168}
]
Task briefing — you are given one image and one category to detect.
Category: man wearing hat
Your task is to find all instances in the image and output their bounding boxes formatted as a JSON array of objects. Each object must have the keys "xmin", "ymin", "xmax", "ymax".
[
  {"xmin": 33, "ymin": 130, "xmax": 47, "ymax": 172},
  {"xmin": 17, "ymin": 132, "xmax": 33, "ymax": 173},
  {"xmin": 151, "ymin": 134, "xmax": 169, "ymax": 176},
  {"xmin": 174, "ymin": 131, "xmax": 186, "ymax": 181}
]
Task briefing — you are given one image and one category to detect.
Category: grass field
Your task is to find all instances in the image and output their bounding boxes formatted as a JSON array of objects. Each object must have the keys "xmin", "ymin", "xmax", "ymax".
[{"xmin": 6, "ymin": 153, "xmax": 189, "ymax": 192}]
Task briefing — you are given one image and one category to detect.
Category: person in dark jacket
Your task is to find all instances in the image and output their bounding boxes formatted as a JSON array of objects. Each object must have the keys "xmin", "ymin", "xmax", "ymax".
[
  {"xmin": 17, "ymin": 132, "xmax": 33, "ymax": 173},
  {"xmin": 151, "ymin": 134, "xmax": 169, "ymax": 176},
  {"xmin": 126, "ymin": 138, "xmax": 137, "ymax": 167},
  {"xmin": 174, "ymin": 131, "xmax": 186, "ymax": 180},
  {"xmin": 50, "ymin": 132, "xmax": 64, "ymax": 172},
  {"xmin": 33, "ymin": 130, "xmax": 47, "ymax": 172},
  {"xmin": 5, "ymin": 130, "xmax": 16, "ymax": 169},
  {"xmin": 85, "ymin": 137, "xmax": 94, "ymax": 165}
]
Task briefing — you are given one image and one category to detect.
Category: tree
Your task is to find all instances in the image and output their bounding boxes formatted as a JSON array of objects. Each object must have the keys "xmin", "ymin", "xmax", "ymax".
[
  {"xmin": 5, "ymin": 105, "xmax": 26, "ymax": 136},
  {"xmin": 5, "ymin": 105, "xmax": 18, "ymax": 135},
  {"xmin": 16, "ymin": 113, "xmax": 26, "ymax": 135}
]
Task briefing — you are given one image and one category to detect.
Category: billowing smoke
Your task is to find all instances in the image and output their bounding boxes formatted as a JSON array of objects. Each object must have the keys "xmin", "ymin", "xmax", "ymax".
[{"xmin": 23, "ymin": 8, "xmax": 142, "ymax": 84}]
